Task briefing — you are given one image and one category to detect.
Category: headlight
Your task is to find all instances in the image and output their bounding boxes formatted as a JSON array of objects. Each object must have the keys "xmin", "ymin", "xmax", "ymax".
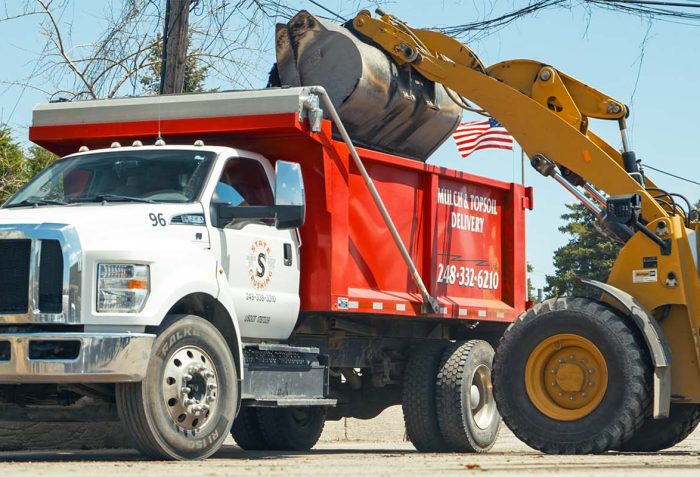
[{"xmin": 97, "ymin": 263, "xmax": 150, "ymax": 312}]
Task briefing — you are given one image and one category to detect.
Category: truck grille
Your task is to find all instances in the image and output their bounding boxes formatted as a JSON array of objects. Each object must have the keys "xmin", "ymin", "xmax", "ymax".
[
  {"xmin": 0, "ymin": 239, "xmax": 31, "ymax": 313},
  {"xmin": 38, "ymin": 240, "xmax": 64, "ymax": 313}
]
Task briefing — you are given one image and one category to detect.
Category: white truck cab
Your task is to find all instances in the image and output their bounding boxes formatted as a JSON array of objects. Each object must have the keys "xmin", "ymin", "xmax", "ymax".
[{"xmin": 0, "ymin": 143, "xmax": 310, "ymax": 459}]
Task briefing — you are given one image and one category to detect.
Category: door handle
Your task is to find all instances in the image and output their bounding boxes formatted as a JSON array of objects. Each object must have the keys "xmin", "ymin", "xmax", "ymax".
[{"xmin": 284, "ymin": 243, "xmax": 293, "ymax": 266}]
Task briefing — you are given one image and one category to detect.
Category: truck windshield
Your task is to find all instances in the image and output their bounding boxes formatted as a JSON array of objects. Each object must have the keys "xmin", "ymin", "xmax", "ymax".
[{"xmin": 4, "ymin": 149, "xmax": 216, "ymax": 207}]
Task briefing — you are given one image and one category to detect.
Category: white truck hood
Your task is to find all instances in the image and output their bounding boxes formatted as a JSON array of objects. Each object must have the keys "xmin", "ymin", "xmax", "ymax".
[{"xmin": 0, "ymin": 202, "xmax": 209, "ymax": 249}]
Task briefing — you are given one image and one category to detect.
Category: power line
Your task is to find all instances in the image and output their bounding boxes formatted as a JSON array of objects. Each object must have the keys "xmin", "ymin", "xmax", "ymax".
[
  {"xmin": 306, "ymin": 0, "xmax": 347, "ymax": 22},
  {"xmin": 643, "ymin": 164, "xmax": 700, "ymax": 186}
]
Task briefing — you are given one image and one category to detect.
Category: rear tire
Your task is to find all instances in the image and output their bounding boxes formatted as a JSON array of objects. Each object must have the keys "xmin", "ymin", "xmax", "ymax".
[
  {"xmin": 618, "ymin": 403, "xmax": 700, "ymax": 452},
  {"xmin": 256, "ymin": 407, "xmax": 326, "ymax": 451},
  {"xmin": 402, "ymin": 341, "xmax": 449, "ymax": 452},
  {"xmin": 436, "ymin": 340, "xmax": 500, "ymax": 452},
  {"xmin": 116, "ymin": 315, "xmax": 238, "ymax": 460},
  {"xmin": 231, "ymin": 407, "xmax": 268, "ymax": 450},
  {"xmin": 493, "ymin": 297, "xmax": 651, "ymax": 454}
]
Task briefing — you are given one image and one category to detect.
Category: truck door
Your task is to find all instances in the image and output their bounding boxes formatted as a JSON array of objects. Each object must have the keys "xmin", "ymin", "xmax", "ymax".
[{"xmin": 214, "ymin": 156, "xmax": 300, "ymax": 340}]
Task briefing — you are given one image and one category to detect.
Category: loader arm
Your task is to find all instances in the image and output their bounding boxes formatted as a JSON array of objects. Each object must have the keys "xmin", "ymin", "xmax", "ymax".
[{"xmin": 352, "ymin": 10, "xmax": 667, "ymax": 222}]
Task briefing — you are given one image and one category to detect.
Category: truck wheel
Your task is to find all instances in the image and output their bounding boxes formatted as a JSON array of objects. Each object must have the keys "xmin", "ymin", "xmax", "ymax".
[
  {"xmin": 116, "ymin": 315, "xmax": 238, "ymax": 460},
  {"xmin": 402, "ymin": 341, "xmax": 449, "ymax": 452},
  {"xmin": 618, "ymin": 403, "xmax": 700, "ymax": 452},
  {"xmin": 231, "ymin": 407, "xmax": 268, "ymax": 450},
  {"xmin": 436, "ymin": 340, "xmax": 500, "ymax": 452},
  {"xmin": 493, "ymin": 297, "xmax": 651, "ymax": 454},
  {"xmin": 256, "ymin": 407, "xmax": 326, "ymax": 451}
]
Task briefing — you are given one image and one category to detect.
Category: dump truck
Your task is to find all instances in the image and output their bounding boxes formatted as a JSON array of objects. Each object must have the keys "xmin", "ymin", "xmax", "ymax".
[
  {"xmin": 0, "ymin": 59, "xmax": 530, "ymax": 457},
  {"xmin": 343, "ymin": 8, "xmax": 700, "ymax": 455}
]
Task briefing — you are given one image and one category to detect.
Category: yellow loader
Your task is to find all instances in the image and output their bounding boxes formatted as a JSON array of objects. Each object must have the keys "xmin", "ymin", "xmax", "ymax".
[{"xmin": 351, "ymin": 9, "xmax": 700, "ymax": 454}]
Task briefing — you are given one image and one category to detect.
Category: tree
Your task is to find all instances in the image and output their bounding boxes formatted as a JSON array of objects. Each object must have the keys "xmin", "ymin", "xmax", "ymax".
[
  {"xmin": 0, "ymin": 127, "xmax": 58, "ymax": 203},
  {"xmin": 526, "ymin": 262, "xmax": 536, "ymax": 302},
  {"xmin": 139, "ymin": 34, "xmax": 209, "ymax": 95},
  {"xmin": 0, "ymin": 0, "xmax": 309, "ymax": 100},
  {"xmin": 544, "ymin": 203, "xmax": 621, "ymax": 298}
]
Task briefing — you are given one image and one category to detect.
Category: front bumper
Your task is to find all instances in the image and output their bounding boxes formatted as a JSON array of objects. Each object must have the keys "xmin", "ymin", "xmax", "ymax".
[{"xmin": 0, "ymin": 333, "xmax": 155, "ymax": 383}]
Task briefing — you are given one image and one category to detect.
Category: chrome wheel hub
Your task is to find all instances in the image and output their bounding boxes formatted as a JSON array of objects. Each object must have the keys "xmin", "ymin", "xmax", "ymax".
[
  {"xmin": 468, "ymin": 364, "xmax": 497, "ymax": 430},
  {"xmin": 163, "ymin": 345, "xmax": 219, "ymax": 430}
]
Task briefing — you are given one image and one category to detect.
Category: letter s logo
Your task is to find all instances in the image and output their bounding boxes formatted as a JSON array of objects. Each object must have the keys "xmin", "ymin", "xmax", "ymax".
[{"xmin": 256, "ymin": 253, "xmax": 266, "ymax": 278}]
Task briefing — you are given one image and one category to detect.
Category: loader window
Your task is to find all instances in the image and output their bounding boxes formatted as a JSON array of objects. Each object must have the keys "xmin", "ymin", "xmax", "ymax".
[{"xmin": 213, "ymin": 157, "xmax": 273, "ymax": 207}]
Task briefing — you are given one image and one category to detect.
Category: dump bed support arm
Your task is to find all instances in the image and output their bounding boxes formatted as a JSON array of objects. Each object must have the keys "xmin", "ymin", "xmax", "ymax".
[{"xmin": 305, "ymin": 86, "xmax": 441, "ymax": 314}]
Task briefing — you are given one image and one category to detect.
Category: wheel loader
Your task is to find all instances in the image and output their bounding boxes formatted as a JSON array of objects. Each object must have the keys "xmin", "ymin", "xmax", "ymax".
[{"xmin": 345, "ymin": 9, "xmax": 700, "ymax": 453}]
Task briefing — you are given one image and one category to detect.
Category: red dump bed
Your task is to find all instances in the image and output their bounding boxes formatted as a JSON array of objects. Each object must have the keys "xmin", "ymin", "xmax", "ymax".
[{"xmin": 29, "ymin": 88, "xmax": 531, "ymax": 323}]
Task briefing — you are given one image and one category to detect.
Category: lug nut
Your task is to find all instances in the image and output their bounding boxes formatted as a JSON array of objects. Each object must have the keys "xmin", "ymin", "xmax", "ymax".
[
  {"xmin": 184, "ymin": 398, "xmax": 194, "ymax": 406},
  {"xmin": 551, "ymin": 381, "xmax": 556, "ymax": 386},
  {"xmin": 558, "ymin": 392, "xmax": 563, "ymax": 397},
  {"xmin": 188, "ymin": 366, "xmax": 198, "ymax": 374},
  {"xmin": 183, "ymin": 373, "xmax": 192, "ymax": 381},
  {"xmin": 207, "ymin": 395, "xmax": 216, "ymax": 403},
  {"xmin": 181, "ymin": 386, "xmax": 191, "ymax": 395},
  {"xmin": 569, "ymin": 354, "xmax": 575, "ymax": 360},
  {"xmin": 208, "ymin": 383, "xmax": 218, "ymax": 391}
]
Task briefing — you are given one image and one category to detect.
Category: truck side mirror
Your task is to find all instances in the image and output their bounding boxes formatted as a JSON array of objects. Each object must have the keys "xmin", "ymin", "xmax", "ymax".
[{"xmin": 274, "ymin": 161, "xmax": 305, "ymax": 230}]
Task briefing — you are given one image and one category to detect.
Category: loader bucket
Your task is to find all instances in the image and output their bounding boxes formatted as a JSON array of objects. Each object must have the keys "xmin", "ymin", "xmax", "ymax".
[{"xmin": 271, "ymin": 10, "xmax": 462, "ymax": 161}]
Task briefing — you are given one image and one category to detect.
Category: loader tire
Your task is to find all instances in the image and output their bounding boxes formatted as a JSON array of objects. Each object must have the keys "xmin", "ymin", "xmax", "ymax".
[
  {"xmin": 116, "ymin": 315, "xmax": 238, "ymax": 460},
  {"xmin": 618, "ymin": 403, "xmax": 700, "ymax": 452},
  {"xmin": 231, "ymin": 407, "xmax": 268, "ymax": 451},
  {"xmin": 256, "ymin": 407, "xmax": 326, "ymax": 451},
  {"xmin": 402, "ymin": 341, "xmax": 450, "ymax": 452},
  {"xmin": 493, "ymin": 297, "xmax": 651, "ymax": 454},
  {"xmin": 436, "ymin": 340, "xmax": 500, "ymax": 452}
]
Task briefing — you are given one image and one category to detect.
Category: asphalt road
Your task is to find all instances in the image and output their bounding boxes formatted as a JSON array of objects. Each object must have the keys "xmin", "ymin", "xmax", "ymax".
[{"xmin": 0, "ymin": 407, "xmax": 698, "ymax": 476}]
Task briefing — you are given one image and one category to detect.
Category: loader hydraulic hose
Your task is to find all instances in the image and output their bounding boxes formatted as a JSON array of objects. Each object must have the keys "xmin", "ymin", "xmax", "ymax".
[{"xmin": 306, "ymin": 86, "xmax": 441, "ymax": 315}]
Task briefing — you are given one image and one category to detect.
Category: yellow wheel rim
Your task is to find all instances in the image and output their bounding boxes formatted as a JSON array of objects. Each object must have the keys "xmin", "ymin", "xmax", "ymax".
[{"xmin": 525, "ymin": 333, "xmax": 608, "ymax": 421}]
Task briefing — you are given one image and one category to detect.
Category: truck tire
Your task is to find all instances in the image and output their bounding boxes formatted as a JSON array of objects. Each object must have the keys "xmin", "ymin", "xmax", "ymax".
[
  {"xmin": 231, "ymin": 407, "xmax": 268, "ymax": 450},
  {"xmin": 618, "ymin": 403, "xmax": 700, "ymax": 452},
  {"xmin": 256, "ymin": 407, "xmax": 326, "ymax": 451},
  {"xmin": 436, "ymin": 340, "xmax": 500, "ymax": 452},
  {"xmin": 493, "ymin": 297, "xmax": 651, "ymax": 454},
  {"xmin": 402, "ymin": 341, "xmax": 449, "ymax": 452},
  {"xmin": 116, "ymin": 315, "xmax": 238, "ymax": 460}
]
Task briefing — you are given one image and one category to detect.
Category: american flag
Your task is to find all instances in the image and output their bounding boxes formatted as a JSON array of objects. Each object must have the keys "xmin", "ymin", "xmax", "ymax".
[{"xmin": 452, "ymin": 118, "xmax": 514, "ymax": 158}]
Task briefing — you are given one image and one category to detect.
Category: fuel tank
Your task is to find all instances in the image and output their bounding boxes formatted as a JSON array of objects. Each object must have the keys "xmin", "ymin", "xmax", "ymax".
[{"xmin": 271, "ymin": 10, "xmax": 462, "ymax": 161}]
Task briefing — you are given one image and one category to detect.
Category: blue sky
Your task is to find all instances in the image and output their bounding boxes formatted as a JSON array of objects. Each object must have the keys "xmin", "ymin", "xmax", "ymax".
[{"xmin": 1, "ymin": 1, "xmax": 699, "ymax": 291}]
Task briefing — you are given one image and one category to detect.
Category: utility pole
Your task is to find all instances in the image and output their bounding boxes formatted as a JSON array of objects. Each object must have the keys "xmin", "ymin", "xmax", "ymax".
[{"xmin": 160, "ymin": 0, "xmax": 190, "ymax": 94}]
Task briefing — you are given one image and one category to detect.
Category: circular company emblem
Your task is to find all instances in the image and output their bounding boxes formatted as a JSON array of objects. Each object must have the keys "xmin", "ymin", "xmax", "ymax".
[{"xmin": 247, "ymin": 240, "xmax": 274, "ymax": 289}]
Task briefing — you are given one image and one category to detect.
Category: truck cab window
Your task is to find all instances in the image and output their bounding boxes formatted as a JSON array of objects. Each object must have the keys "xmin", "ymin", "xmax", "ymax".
[{"xmin": 213, "ymin": 157, "xmax": 273, "ymax": 207}]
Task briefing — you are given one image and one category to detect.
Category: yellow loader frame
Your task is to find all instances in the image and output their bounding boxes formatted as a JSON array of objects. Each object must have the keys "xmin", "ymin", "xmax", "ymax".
[{"xmin": 353, "ymin": 9, "xmax": 700, "ymax": 419}]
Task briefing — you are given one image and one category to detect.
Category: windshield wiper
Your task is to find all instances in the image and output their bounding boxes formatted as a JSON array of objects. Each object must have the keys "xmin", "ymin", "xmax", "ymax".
[
  {"xmin": 69, "ymin": 194, "xmax": 156, "ymax": 204},
  {"xmin": 5, "ymin": 198, "xmax": 68, "ymax": 208}
]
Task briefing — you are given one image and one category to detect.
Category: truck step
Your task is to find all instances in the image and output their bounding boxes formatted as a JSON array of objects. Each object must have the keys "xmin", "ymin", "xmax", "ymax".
[{"xmin": 240, "ymin": 343, "xmax": 333, "ymax": 406}]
